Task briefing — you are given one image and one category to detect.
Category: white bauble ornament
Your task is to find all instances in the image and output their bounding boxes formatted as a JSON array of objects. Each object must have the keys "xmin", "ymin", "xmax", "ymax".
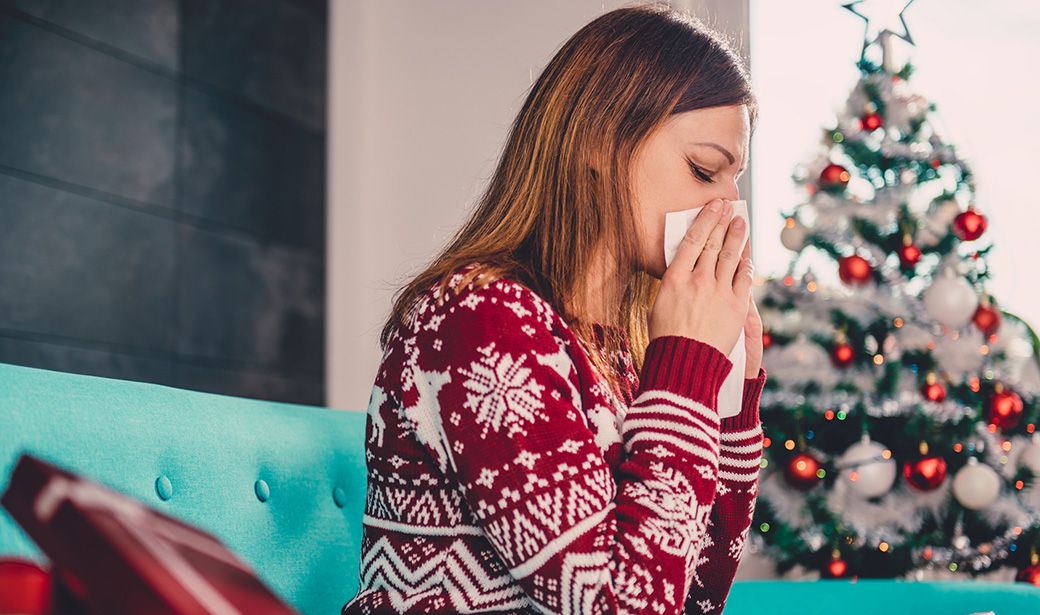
[
  {"xmin": 780, "ymin": 218, "xmax": 809, "ymax": 252},
  {"xmin": 923, "ymin": 269, "xmax": 978, "ymax": 329},
  {"xmin": 916, "ymin": 199, "xmax": 960, "ymax": 248},
  {"xmin": 951, "ymin": 457, "xmax": 1001, "ymax": 510},
  {"xmin": 930, "ymin": 327, "xmax": 985, "ymax": 384},
  {"xmin": 838, "ymin": 434, "xmax": 897, "ymax": 498},
  {"xmin": 764, "ymin": 334, "xmax": 839, "ymax": 388},
  {"xmin": 786, "ymin": 335, "xmax": 829, "ymax": 369},
  {"xmin": 1019, "ymin": 434, "xmax": 1040, "ymax": 476}
]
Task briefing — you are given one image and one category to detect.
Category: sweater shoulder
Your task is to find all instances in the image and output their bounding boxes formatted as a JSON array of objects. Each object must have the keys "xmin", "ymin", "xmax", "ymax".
[{"xmin": 400, "ymin": 265, "xmax": 566, "ymax": 343}]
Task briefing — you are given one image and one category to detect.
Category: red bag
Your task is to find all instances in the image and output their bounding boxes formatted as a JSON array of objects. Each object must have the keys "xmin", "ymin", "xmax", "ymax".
[
  {"xmin": 1, "ymin": 453, "xmax": 299, "ymax": 615},
  {"xmin": 0, "ymin": 559, "xmax": 91, "ymax": 615},
  {"xmin": 0, "ymin": 558, "xmax": 50, "ymax": 615}
]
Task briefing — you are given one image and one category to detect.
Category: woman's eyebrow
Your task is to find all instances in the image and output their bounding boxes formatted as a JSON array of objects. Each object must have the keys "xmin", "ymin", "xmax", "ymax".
[{"xmin": 690, "ymin": 141, "xmax": 735, "ymax": 165}]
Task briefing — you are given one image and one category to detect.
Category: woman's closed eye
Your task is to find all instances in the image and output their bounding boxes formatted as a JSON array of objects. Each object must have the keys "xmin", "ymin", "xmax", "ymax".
[{"xmin": 686, "ymin": 157, "xmax": 715, "ymax": 184}]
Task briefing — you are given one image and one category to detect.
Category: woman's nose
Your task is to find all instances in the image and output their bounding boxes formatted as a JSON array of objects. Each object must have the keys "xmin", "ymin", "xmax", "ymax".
[
  {"xmin": 716, "ymin": 189, "xmax": 739, "ymax": 203},
  {"xmin": 713, "ymin": 176, "xmax": 740, "ymax": 203}
]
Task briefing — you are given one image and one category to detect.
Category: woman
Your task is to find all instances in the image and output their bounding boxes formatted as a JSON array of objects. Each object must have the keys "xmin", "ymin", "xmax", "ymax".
[{"xmin": 342, "ymin": 3, "xmax": 765, "ymax": 614}]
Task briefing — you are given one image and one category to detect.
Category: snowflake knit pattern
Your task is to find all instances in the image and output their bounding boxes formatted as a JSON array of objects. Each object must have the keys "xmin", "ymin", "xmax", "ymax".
[{"xmin": 342, "ymin": 263, "xmax": 767, "ymax": 615}]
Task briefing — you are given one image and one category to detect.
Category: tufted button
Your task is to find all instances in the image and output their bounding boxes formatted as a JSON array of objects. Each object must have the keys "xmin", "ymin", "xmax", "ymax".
[
  {"xmin": 254, "ymin": 479, "xmax": 270, "ymax": 503},
  {"xmin": 333, "ymin": 486, "xmax": 347, "ymax": 508},
  {"xmin": 155, "ymin": 475, "xmax": 173, "ymax": 501}
]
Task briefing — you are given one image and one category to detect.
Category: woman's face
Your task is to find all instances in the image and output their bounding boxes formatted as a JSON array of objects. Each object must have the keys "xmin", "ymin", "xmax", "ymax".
[{"xmin": 629, "ymin": 104, "xmax": 750, "ymax": 279}]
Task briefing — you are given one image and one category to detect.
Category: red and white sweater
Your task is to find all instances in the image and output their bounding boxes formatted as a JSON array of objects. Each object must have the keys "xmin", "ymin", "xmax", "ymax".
[{"xmin": 342, "ymin": 265, "xmax": 766, "ymax": 615}]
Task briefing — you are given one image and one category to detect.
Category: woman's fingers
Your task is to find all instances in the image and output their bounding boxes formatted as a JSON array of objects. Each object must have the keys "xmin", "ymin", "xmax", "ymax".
[
  {"xmin": 732, "ymin": 238, "xmax": 754, "ymax": 299},
  {"xmin": 733, "ymin": 235, "xmax": 751, "ymax": 286},
  {"xmin": 667, "ymin": 198, "xmax": 727, "ymax": 278},
  {"xmin": 691, "ymin": 200, "xmax": 734, "ymax": 278},
  {"xmin": 715, "ymin": 215, "xmax": 746, "ymax": 284}
]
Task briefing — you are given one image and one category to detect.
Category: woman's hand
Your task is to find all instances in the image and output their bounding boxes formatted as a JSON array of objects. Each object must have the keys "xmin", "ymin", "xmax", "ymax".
[
  {"xmin": 742, "ymin": 279, "xmax": 764, "ymax": 379},
  {"xmin": 649, "ymin": 198, "xmax": 754, "ymax": 355}
]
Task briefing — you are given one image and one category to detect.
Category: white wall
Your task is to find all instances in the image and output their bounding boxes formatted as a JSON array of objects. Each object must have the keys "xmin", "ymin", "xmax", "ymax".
[{"xmin": 328, "ymin": 0, "xmax": 634, "ymax": 413}]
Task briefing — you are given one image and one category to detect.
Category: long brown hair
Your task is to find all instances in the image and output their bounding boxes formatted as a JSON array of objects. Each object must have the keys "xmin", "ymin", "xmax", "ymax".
[{"xmin": 380, "ymin": 1, "xmax": 757, "ymax": 394}]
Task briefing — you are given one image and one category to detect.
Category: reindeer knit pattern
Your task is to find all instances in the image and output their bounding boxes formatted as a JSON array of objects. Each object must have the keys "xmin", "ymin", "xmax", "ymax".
[{"xmin": 342, "ymin": 264, "xmax": 767, "ymax": 615}]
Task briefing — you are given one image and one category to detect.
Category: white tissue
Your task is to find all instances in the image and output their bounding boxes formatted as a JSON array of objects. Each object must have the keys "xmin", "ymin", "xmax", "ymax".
[{"xmin": 662, "ymin": 200, "xmax": 750, "ymax": 419}]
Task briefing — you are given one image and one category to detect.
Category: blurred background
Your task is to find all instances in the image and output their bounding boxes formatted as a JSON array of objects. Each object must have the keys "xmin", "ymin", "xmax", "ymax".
[
  {"xmin": 0, "ymin": 0, "xmax": 327, "ymax": 405},
  {"xmin": 1, "ymin": 0, "xmax": 1036, "ymax": 418},
  {"xmin": 0, "ymin": 0, "xmax": 327, "ymax": 404}
]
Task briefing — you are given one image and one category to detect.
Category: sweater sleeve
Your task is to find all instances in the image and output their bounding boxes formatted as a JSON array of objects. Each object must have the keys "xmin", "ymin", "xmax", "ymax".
[
  {"xmin": 402, "ymin": 278, "xmax": 733, "ymax": 614},
  {"xmin": 683, "ymin": 367, "xmax": 766, "ymax": 615}
]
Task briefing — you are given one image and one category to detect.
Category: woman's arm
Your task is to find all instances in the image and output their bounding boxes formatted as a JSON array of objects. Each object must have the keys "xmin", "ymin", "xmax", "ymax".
[
  {"xmin": 684, "ymin": 368, "xmax": 766, "ymax": 614},
  {"xmin": 402, "ymin": 277, "xmax": 733, "ymax": 614}
]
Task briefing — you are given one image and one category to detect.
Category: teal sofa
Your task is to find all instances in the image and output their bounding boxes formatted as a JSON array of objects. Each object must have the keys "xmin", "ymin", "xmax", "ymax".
[{"xmin": 2, "ymin": 362, "xmax": 1039, "ymax": 614}]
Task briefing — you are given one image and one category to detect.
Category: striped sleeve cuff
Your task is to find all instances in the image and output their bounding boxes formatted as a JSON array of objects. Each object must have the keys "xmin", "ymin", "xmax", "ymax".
[
  {"xmin": 720, "ymin": 366, "xmax": 766, "ymax": 432},
  {"xmin": 718, "ymin": 423, "xmax": 763, "ymax": 485},
  {"xmin": 638, "ymin": 335, "xmax": 733, "ymax": 410}
]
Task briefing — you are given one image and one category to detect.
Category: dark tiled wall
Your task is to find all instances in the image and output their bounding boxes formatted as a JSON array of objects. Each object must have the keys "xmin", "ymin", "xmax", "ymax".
[{"xmin": 0, "ymin": 0, "xmax": 327, "ymax": 405}]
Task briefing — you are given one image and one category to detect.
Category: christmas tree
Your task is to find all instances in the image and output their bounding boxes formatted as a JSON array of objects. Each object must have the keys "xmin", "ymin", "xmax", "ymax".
[{"xmin": 750, "ymin": 0, "xmax": 1040, "ymax": 582}]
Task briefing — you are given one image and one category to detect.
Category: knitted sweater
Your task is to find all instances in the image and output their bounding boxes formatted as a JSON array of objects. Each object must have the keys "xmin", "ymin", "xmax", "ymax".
[{"xmin": 342, "ymin": 264, "xmax": 766, "ymax": 615}]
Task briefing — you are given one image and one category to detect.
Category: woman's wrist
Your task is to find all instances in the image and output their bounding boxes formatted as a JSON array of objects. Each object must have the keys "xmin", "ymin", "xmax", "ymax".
[{"xmin": 744, "ymin": 365, "xmax": 764, "ymax": 381}]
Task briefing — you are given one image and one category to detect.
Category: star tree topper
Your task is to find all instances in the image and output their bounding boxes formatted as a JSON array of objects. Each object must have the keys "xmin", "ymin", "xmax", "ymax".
[{"xmin": 842, "ymin": 0, "xmax": 918, "ymax": 68}]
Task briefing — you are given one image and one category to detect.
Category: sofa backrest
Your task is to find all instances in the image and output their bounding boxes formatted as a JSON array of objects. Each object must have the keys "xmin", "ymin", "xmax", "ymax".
[
  {"xmin": 0, "ymin": 362, "xmax": 367, "ymax": 615},
  {"xmin": 5, "ymin": 362, "xmax": 1040, "ymax": 614}
]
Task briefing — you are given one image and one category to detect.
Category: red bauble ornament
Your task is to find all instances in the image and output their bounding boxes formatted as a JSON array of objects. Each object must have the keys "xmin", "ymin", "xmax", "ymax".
[
  {"xmin": 860, "ymin": 112, "xmax": 883, "ymax": 132},
  {"xmin": 838, "ymin": 254, "xmax": 873, "ymax": 285},
  {"xmin": 903, "ymin": 455, "xmax": 947, "ymax": 492},
  {"xmin": 1016, "ymin": 563, "xmax": 1040, "ymax": 586},
  {"xmin": 831, "ymin": 342, "xmax": 855, "ymax": 368},
  {"xmin": 898, "ymin": 243, "xmax": 922, "ymax": 267},
  {"xmin": 762, "ymin": 330, "xmax": 773, "ymax": 349},
  {"xmin": 0, "ymin": 558, "xmax": 52, "ymax": 615},
  {"xmin": 921, "ymin": 381, "xmax": 946, "ymax": 402},
  {"xmin": 973, "ymin": 302, "xmax": 1002, "ymax": 337},
  {"xmin": 953, "ymin": 207, "xmax": 987, "ymax": 241},
  {"xmin": 988, "ymin": 388, "xmax": 1024, "ymax": 430},
  {"xmin": 819, "ymin": 163, "xmax": 850, "ymax": 189},
  {"xmin": 785, "ymin": 452, "xmax": 822, "ymax": 491},
  {"xmin": 822, "ymin": 552, "xmax": 848, "ymax": 579}
]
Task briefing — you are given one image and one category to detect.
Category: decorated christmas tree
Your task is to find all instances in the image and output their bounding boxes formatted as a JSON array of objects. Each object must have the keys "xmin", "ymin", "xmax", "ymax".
[{"xmin": 749, "ymin": 0, "xmax": 1040, "ymax": 582}]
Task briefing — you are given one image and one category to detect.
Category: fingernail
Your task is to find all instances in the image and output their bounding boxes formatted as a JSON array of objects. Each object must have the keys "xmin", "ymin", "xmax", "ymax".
[
  {"xmin": 733, "ymin": 217, "xmax": 744, "ymax": 228},
  {"xmin": 708, "ymin": 200, "xmax": 722, "ymax": 212}
]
